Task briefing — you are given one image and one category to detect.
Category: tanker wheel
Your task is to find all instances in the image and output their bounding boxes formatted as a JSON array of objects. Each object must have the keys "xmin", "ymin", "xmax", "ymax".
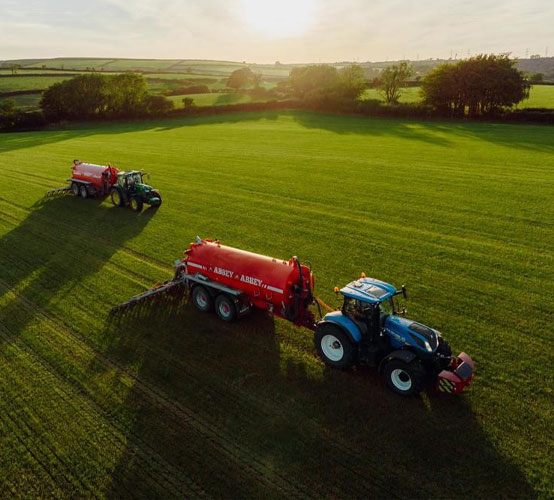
[
  {"xmin": 72, "ymin": 183, "xmax": 80, "ymax": 197},
  {"xmin": 382, "ymin": 360, "xmax": 426, "ymax": 396},
  {"xmin": 130, "ymin": 197, "xmax": 143, "ymax": 212},
  {"xmin": 314, "ymin": 324, "xmax": 354, "ymax": 369},
  {"xmin": 192, "ymin": 286, "xmax": 213, "ymax": 313},
  {"xmin": 215, "ymin": 294, "xmax": 237, "ymax": 322},
  {"xmin": 79, "ymin": 185, "xmax": 88, "ymax": 199},
  {"xmin": 110, "ymin": 188, "xmax": 124, "ymax": 207}
]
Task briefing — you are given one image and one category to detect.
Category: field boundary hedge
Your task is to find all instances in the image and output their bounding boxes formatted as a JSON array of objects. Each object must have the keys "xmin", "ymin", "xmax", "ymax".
[
  {"xmin": 2, "ymin": 97, "xmax": 554, "ymax": 133},
  {"xmin": 0, "ymin": 89, "xmax": 44, "ymax": 98}
]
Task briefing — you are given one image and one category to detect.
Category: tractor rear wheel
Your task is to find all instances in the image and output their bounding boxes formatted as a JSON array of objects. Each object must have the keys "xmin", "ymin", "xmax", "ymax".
[
  {"xmin": 72, "ymin": 183, "xmax": 80, "ymax": 197},
  {"xmin": 215, "ymin": 294, "xmax": 237, "ymax": 322},
  {"xmin": 110, "ymin": 188, "xmax": 124, "ymax": 207},
  {"xmin": 383, "ymin": 360, "xmax": 426, "ymax": 396},
  {"xmin": 192, "ymin": 286, "xmax": 213, "ymax": 313},
  {"xmin": 314, "ymin": 324, "xmax": 354, "ymax": 369},
  {"xmin": 79, "ymin": 185, "xmax": 88, "ymax": 199},
  {"xmin": 130, "ymin": 197, "xmax": 143, "ymax": 212}
]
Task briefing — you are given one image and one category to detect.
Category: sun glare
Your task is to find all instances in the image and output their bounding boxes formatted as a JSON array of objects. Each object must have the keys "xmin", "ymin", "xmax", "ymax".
[{"xmin": 240, "ymin": 0, "xmax": 316, "ymax": 38}]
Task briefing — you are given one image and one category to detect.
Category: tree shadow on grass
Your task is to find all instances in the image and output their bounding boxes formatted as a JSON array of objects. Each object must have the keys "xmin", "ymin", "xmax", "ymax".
[
  {"xmin": 292, "ymin": 111, "xmax": 554, "ymax": 153},
  {"xmin": 0, "ymin": 113, "xmax": 278, "ymax": 154},
  {"xmin": 102, "ymin": 296, "xmax": 535, "ymax": 499},
  {"xmin": 2, "ymin": 111, "xmax": 552, "ymax": 157},
  {"xmin": 0, "ymin": 196, "xmax": 156, "ymax": 342}
]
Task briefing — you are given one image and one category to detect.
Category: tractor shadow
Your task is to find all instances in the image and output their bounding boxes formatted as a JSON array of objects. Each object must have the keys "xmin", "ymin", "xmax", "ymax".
[
  {"xmin": 101, "ymin": 297, "xmax": 535, "ymax": 499},
  {"xmin": 0, "ymin": 196, "xmax": 156, "ymax": 343}
]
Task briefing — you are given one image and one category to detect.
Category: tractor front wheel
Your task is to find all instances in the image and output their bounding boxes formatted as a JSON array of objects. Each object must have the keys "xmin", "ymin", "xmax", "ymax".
[
  {"xmin": 192, "ymin": 286, "xmax": 213, "ymax": 313},
  {"xmin": 215, "ymin": 294, "xmax": 237, "ymax": 322},
  {"xmin": 151, "ymin": 190, "xmax": 162, "ymax": 206},
  {"xmin": 79, "ymin": 185, "xmax": 88, "ymax": 199},
  {"xmin": 130, "ymin": 197, "xmax": 143, "ymax": 212},
  {"xmin": 383, "ymin": 360, "xmax": 426, "ymax": 396},
  {"xmin": 72, "ymin": 183, "xmax": 80, "ymax": 197},
  {"xmin": 110, "ymin": 188, "xmax": 124, "ymax": 207},
  {"xmin": 314, "ymin": 324, "xmax": 354, "ymax": 369}
]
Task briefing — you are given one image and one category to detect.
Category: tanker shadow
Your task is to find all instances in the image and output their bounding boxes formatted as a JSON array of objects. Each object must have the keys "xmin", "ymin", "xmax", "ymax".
[
  {"xmin": 0, "ymin": 196, "xmax": 156, "ymax": 345},
  {"xmin": 99, "ymin": 297, "xmax": 285, "ymax": 498},
  {"xmin": 100, "ymin": 298, "xmax": 535, "ymax": 499}
]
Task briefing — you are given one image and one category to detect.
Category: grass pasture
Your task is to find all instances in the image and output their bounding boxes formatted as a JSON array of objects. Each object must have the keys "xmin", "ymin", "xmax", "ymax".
[
  {"xmin": 0, "ymin": 93, "xmax": 42, "ymax": 111},
  {"xmin": 361, "ymin": 84, "xmax": 554, "ymax": 108},
  {"xmin": 0, "ymin": 112, "xmax": 552, "ymax": 498},
  {"xmin": 168, "ymin": 92, "xmax": 271, "ymax": 108},
  {"xmin": 0, "ymin": 76, "xmax": 74, "ymax": 93}
]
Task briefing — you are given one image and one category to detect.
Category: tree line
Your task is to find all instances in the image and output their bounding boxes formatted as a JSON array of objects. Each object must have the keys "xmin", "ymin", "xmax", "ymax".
[
  {"xmin": 40, "ymin": 73, "xmax": 173, "ymax": 121},
  {"xmin": 0, "ymin": 54, "xmax": 545, "ymax": 131},
  {"xmin": 271, "ymin": 54, "xmax": 531, "ymax": 118}
]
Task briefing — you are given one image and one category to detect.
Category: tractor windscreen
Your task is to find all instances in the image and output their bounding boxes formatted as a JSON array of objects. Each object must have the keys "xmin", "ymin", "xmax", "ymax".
[{"xmin": 380, "ymin": 299, "xmax": 393, "ymax": 315}]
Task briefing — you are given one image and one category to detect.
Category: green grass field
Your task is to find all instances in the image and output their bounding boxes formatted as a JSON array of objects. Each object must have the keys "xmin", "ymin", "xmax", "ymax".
[
  {"xmin": 0, "ymin": 76, "xmax": 74, "ymax": 93},
  {"xmin": 361, "ymin": 85, "xmax": 554, "ymax": 108},
  {"xmin": 0, "ymin": 93, "xmax": 42, "ymax": 110},
  {"xmin": 518, "ymin": 85, "xmax": 554, "ymax": 108},
  {"xmin": 0, "ymin": 112, "xmax": 553, "ymax": 498},
  {"xmin": 168, "ymin": 92, "xmax": 272, "ymax": 108}
]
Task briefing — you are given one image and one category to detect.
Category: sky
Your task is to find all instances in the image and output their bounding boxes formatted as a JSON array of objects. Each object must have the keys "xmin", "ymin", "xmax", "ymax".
[{"xmin": 1, "ymin": 0, "xmax": 553, "ymax": 63}]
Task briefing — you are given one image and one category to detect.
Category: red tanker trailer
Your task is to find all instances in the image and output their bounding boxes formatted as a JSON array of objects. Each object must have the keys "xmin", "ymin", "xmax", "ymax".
[
  {"xmin": 45, "ymin": 159, "xmax": 119, "ymax": 199},
  {"xmin": 46, "ymin": 159, "xmax": 162, "ymax": 211},
  {"xmin": 115, "ymin": 238, "xmax": 475, "ymax": 396},
  {"xmin": 183, "ymin": 238, "xmax": 316, "ymax": 326},
  {"xmin": 69, "ymin": 160, "xmax": 120, "ymax": 198}
]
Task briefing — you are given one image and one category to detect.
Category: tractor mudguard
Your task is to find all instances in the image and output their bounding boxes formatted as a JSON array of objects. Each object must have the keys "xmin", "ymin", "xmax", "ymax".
[
  {"xmin": 378, "ymin": 349, "xmax": 417, "ymax": 372},
  {"xmin": 319, "ymin": 311, "xmax": 362, "ymax": 343}
]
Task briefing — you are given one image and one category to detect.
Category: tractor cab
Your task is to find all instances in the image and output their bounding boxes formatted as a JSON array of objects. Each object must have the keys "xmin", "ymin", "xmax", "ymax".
[
  {"xmin": 339, "ymin": 278, "xmax": 399, "ymax": 339},
  {"xmin": 119, "ymin": 171, "xmax": 148, "ymax": 191}
]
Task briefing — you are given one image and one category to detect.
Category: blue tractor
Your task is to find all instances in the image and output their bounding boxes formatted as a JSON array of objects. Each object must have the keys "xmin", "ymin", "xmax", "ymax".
[{"xmin": 314, "ymin": 277, "xmax": 473, "ymax": 396}]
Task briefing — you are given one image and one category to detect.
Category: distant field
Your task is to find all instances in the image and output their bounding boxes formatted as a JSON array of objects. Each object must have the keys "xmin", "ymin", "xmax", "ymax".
[
  {"xmin": 3, "ymin": 58, "xmax": 291, "ymax": 79},
  {"xmin": 103, "ymin": 59, "xmax": 183, "ymax": 71},
  {"xmin": 361, "ymin": 85, "xmax": 554, "ymax": 108},
  {"xmin": 0, "ymin": 69, "xmax": 84, "ymax": 75},
  {"xmin": 0, "ymin": 76, "xmax": 73, "ymax": 93},
  {"xmin": 25, "ymin": 58, "xmax": 116, "ymax": 70},
  {"xmin": 518, "ymin": 85, "xmax": 554, "ymax": 108},
  {"xmin": 145, "ymin": 73, "xmax": 224, "ymax": 81},
  {"xmin": 1, "ymin": 66, "xmax": 552, "ymax": 113},
  {"xmin": 168, "ymin": 92, "xmax": 271, "ymax": 108},
  {"xmin": 360, "ymin": 87, "xmax": 421, "ymax": 103},
  {"xmin": 0, "ymin": 112, "xmax": 552, "ymax": 498},
  {"xmin": 0, "ymin": 93, "xmax": 42, "ymax": 110}
]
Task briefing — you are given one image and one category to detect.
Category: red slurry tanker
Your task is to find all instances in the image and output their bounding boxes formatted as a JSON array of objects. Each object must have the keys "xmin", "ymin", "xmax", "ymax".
[
  {"xmin": 46, "ymin": 160, "xmax": 162, "ymax": 212},
  {"xmin": 184, "ymin": 239, "xmax": 316, "ymax": 326},
  {"xmin": 115, "ymin": 238, "xmax": 475, "ymax": 396}
]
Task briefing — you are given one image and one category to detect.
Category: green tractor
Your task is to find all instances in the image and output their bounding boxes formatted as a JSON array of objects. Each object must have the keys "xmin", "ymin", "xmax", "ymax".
[{"xmin": 110, "ymin": 171, "xmax": 162, "ymax": 212}]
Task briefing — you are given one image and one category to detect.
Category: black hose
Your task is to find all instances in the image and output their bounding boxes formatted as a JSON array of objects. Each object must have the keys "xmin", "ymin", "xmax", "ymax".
[{"xmin": 293, "ymin": 257, "xmax": 303, "ymax": 322}]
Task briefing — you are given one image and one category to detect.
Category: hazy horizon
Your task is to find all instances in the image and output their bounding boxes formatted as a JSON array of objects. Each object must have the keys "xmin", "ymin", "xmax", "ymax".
[{"xmin": 1, "ymin": 0, "xmax": 553, "ymax": 63}]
